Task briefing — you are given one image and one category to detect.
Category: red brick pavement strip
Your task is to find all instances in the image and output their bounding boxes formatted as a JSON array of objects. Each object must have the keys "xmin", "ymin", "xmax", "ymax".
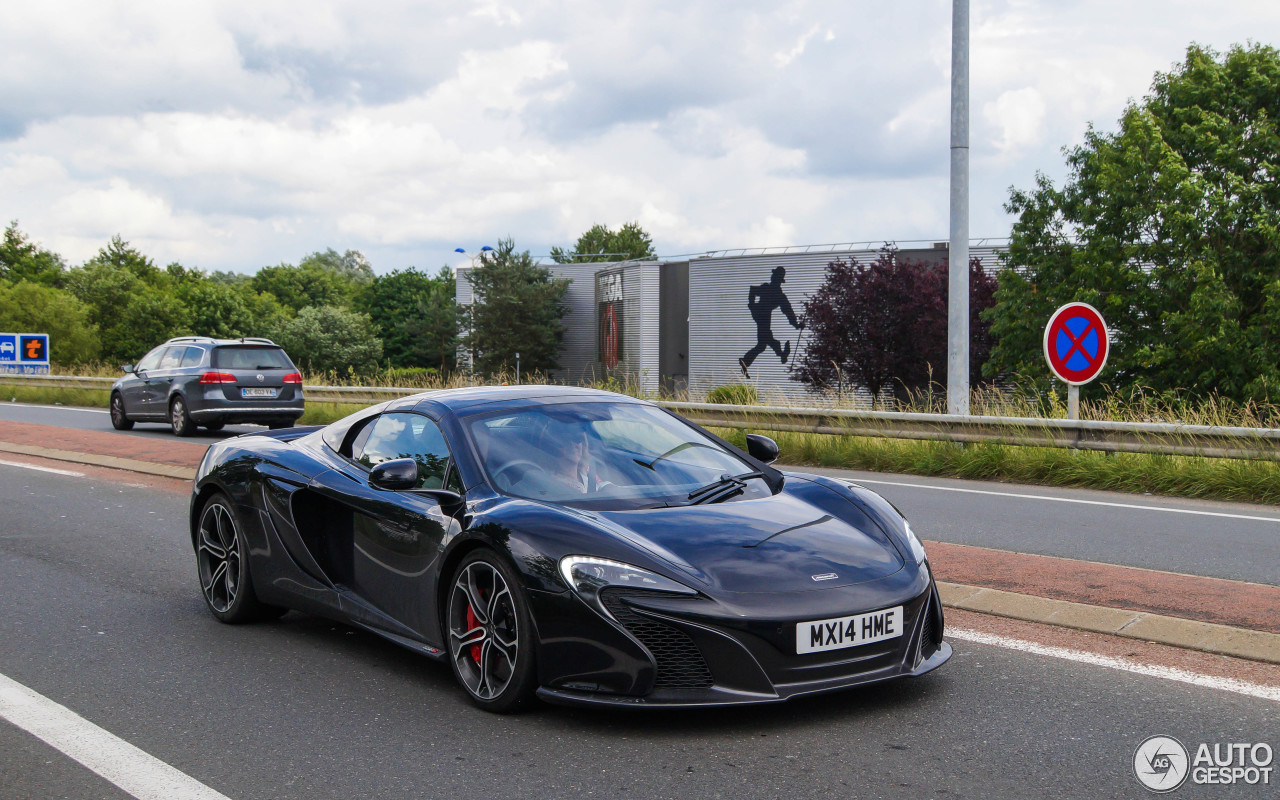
[
  {"xmin": 0, "ymin": 420, "xmax": 209, "ymax": 469},
  {"xmin": 927, "ymin": 540, "xmax": 1280, "ymax": 635}
]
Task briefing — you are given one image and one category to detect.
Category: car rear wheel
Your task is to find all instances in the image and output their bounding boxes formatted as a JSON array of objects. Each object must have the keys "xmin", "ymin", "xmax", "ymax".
[
  {"xmin": 170, "ymin": 397, "xmax": 196, "ymax": 437},
  {"xmin": 196, "ymin": 493, "xmax": 282, "ymax": 623},
  {"xmin": 109, "ymin": 393, "xmax": 133, "ymax": 430},
  {"xmin": 446, "ymin": 551, "xmax": 538, "ymax": 713}
]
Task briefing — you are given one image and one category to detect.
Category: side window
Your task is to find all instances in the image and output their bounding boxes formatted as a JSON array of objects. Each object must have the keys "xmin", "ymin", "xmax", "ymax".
[
  {"xmin": 180, "ymin": 346, "xmax": 205, "ymax": 368},
  {"xmin": 157, "ymin": 346, "xmax": 184, "ymax": 370},
  {"xmin": 353, "ymin": 413, "xmax": 453, "ymax": 490},
  {"xmin": 135, "ymin": 347, "xmax": 166, "ymax": 372}
]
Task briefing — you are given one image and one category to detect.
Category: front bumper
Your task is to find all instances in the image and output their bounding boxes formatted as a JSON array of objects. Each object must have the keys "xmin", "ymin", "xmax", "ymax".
[
  {"xmin": 537, "ymin": 641, "xmax": 951, "ymax": 709},
  {"xmin": 531, "ymin": 566, "xmax": 951, "ymax": 709}
]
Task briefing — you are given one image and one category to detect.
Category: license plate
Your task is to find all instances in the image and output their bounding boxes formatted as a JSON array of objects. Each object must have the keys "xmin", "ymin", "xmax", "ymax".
[
  {"xmin": 796, "ymin": 605, "xmax": 903, "ymax": 654},
  {"xmin": 241, "ymin": 387, "xmax": 277, "ymax": 398}
]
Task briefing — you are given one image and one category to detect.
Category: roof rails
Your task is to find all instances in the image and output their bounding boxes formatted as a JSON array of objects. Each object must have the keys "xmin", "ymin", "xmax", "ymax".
[{"xmin": 164, "ymin": 336, "xmax": 278, "ymax": 346}]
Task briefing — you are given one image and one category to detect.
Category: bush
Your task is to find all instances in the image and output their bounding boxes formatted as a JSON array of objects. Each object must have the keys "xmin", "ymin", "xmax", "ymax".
[
  {"xmin": 706, "ymin": 384, "xmax": 760, "ymax": 405},
  {"xmin": 277, "ymin": 305, "xmax": 383, "ymax": 376},
  {"xmin": 791, "ymin": 251, "xmax": 996, "ymax": 402}
]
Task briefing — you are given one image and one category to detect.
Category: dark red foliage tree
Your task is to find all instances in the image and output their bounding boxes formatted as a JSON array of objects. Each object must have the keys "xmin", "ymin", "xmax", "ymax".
[{"xmin": 790, "ymin": 251, "xmax": 997, "ymax": 403}]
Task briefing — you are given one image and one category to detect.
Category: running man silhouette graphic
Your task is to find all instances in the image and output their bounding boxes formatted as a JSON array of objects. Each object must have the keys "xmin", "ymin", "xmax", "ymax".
[{"xmin": 739, "ymin": 266, "xmax": 803, "ymax": 378}]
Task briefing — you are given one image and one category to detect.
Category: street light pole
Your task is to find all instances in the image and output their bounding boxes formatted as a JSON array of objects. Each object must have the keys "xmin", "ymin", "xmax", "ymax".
[{"xmin": 947, "ymin": 0, "xmax": 970, "ymax": 416}]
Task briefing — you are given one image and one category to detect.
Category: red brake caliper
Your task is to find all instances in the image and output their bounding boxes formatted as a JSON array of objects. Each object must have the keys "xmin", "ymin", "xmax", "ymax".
[{"xmin": 466, "ymin": 604, "xmax": 482, "ymax": 664}]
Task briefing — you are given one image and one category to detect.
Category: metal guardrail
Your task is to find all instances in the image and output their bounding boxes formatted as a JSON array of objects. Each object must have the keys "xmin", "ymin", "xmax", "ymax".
[{"xmin": 3, "ymin": 374, "xmax": 1279, "ymax": 460}]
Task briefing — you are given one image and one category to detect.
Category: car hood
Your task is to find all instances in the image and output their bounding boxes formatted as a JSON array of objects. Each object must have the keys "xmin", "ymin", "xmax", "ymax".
[{"xmin": 594, "ymin": 484, "xmax": 905, "ymax": 594}]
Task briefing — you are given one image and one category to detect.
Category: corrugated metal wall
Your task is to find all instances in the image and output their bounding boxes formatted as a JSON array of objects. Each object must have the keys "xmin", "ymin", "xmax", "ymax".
[
  {"xmin": 688, "ymin": 245, "xmax": 1004, "ymax": 405},
  {"xmin": 458, "ymin": 243, "xmax": 1004, "ymax": 402},
  {"xmin": 455, "ymin": 259, "xmax": 651, "ymax": 386}
]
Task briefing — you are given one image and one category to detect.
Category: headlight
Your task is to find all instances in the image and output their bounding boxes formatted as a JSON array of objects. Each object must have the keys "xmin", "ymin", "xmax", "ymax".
[
  {"xmin": 558, "ymin": 556, "xmax": 696, "ymax": 609},
  {"xmin": 902, "ymin": 519, "xmax": 928, "ymax": 565}
]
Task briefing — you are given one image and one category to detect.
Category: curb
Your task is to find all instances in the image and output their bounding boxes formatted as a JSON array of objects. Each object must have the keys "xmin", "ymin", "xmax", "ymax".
[
  {"xmin": 3, "ymin": 439, "xmax": 1277, "ymax": 666},
  {"xmin": 0, "ymin": 441, "xmax": 197, "ymax": 481},
  {"xmin": 938, "ymin": 581, "xmax": 1280, "ymax": 666}
]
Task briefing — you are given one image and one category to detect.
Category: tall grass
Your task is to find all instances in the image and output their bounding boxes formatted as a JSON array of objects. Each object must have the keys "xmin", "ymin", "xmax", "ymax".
[{"xmin": 714, "ymin": 428, "xmax": 1280, "ymax": 505}]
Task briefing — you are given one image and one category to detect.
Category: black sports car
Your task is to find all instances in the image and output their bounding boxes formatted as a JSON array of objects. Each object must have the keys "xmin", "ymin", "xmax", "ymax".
[{"xmin": 190, "ymin": 386, "xmax": 950, "ymax": 712}]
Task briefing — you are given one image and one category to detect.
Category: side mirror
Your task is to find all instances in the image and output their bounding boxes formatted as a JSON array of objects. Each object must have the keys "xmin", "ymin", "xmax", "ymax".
[
  {"xmin": 745, "ymin": 434, "xmax": 779, "ymax": 464},
  {"xmin": 370, "ymin": 458, "xmax": 420, "ymax": 490},
  {"xmin": 121, "ymin": 363, "xmax": 134, "ymax": 374}
]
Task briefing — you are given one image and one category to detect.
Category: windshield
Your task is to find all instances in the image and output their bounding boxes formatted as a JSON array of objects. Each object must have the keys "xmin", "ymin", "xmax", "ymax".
[{"xmin": 465, "ymin": 401, "xmax": 771, "ymax": 510}]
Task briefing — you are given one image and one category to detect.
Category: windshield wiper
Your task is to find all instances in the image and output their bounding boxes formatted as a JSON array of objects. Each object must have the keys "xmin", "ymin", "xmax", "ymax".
[
  {"xmin": 686, "ymin": 471, "xmax": 764, "ymax": 505},
  {"xmin": 635, "ymin": 441, "xmax": 723, "ymax": 470}
]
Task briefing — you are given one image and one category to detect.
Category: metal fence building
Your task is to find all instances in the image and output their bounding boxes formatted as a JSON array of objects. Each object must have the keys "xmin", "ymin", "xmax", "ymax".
[{"xmin": 456, "ymin": 240, "xmax": 1007, "ymax": 404}]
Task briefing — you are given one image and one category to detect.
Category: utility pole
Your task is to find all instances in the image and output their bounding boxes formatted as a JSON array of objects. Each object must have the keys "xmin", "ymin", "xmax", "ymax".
[{"xmin": 947, "ymin": 0, "xmax": 970, "ymax": 415}]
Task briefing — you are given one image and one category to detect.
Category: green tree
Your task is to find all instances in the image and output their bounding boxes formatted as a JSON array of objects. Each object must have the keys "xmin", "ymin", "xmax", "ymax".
[
  {"xmin": 357, "ymin": 266, "xmax": 457, "ymax": 371},
  {"xmin": 250, "ymin": 262, "xmax": 353, "ymax": 314},
  {"xmin": 66, "ymin": 238, "xmax": 191, "ymax": 362},
  {"xmin": 300, "ymin": 248, "xmax": 375, "ymax": 285},
  {"xmin": 985, "ymin": 43, "xmax": 1280, "ymax": 401},
  {"xmin": 0, "ymin": 222, "xmax": 66, "ymax": 286},
  {"xmin": 550, "ymin": 221, "xmax": 657, "ymax": 263},
  {"xmin": 174, "ymin": 280, "xmax": 259, "ymax": 340},
  {"xmin": 460, "ymin": 238, "xmax": 570, "ymax": 374},
  {"xmin": 0, "ymin": 281, "xmax": 99, "ymax": 365},
  {"xmin": 277, "ymin": 305, "xmax": 383, "ymax": 376}
]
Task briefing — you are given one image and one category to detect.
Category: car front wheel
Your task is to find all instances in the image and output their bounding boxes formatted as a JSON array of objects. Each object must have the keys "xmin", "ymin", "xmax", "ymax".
[
  {"xmin": 109, "ymin": 393, "xmax": 133, "ymax": 431},
  {"xmin": 446, "ymin": 551, "xmax": 538, "ymax": 713}
]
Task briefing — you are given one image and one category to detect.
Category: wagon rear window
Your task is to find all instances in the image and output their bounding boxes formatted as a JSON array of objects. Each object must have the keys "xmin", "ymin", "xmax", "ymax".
[{"xmin": 212, "ymin": 347, "xmax": 293, "ymax": 370}]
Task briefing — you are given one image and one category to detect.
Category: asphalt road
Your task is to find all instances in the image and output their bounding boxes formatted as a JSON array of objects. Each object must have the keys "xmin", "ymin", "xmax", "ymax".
[
  {"xmin": 0, "ymin": 401, "xmax": 264, "ymax": 440},
  {"xmin": 4, "ymin": 401, "xmax": 1278, "ymax": 585},
  {"xmin": 0, "ymin": 461, "xmax": 1277, "ymax": 800}
]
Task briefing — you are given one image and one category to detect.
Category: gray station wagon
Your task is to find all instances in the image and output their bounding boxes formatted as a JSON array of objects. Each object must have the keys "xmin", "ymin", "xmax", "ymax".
[{"xmin": 111, "ymin": 337, "xmax": 305, "ymax": 436}]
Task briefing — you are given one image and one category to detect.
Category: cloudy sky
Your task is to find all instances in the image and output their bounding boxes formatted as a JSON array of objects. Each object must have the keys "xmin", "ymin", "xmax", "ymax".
[{"xmin": 3, "ymin": 1, "xmax": 1279, "ymax": 274}]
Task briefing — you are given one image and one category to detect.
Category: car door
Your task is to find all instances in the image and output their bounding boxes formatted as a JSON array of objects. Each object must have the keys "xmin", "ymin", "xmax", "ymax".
[
  {"xmin": 144, "ymin": 345, "xmax": 186, "ymax": 414},
  {"xmin": 121, "ymin": 346, "xmax": 166, "ymax": 416},
  {"xmin": 317, "ymin": 411, "xmax": 463, "ymax": 640}
]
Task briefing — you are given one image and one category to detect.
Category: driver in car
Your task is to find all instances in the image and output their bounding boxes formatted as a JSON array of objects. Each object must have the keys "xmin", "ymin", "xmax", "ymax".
[{"xmin": 547, "ymin": 428, "xmax": 608, "ymax": 494}]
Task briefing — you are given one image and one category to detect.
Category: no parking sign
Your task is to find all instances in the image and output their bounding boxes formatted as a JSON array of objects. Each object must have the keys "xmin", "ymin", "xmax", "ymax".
[{"xmin": 1044, "ymin": 303, "xmax": 1108, "ymax": 385}]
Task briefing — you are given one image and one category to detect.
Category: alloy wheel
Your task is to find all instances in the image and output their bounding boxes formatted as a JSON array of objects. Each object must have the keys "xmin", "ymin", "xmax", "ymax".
[
  {"xmin": 197, "ymin": 502, "xmax": 241, "ymax": 613},
  {"xmin": 448, "ymin": 560, "xmax": 520, "ymax": 701}
]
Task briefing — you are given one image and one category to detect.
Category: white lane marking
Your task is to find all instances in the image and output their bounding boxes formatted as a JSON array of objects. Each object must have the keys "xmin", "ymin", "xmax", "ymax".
[
  {"xmin": 0, "ymin": 671, "xmax": 233, "ymax": 800},
  {"xmin": 1, "ymin": 402, "xmax": 109, "ymax": 414},
  {"xmin": 852, "ymin": 477, "xmax": 1280, "ymax": 524},
  {"xmin": 0, "ymin": 458, "xmax": 84, "ymax": 477},
  {"xmin": 948, "ymin": 628, "xmax": 1280, "ymax": 703}
]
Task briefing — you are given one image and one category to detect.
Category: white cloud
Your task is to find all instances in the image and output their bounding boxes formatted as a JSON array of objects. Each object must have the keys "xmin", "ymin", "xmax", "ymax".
[
  {"xmin": 774, "ymin": 25, "xmax": 823, "ymax": 68},
  {"xmin": 1, "ymin": 0, "xmax": 1279, "ymax": 272},
  {"xmin": 984, "ymin": 87, "xmax": 1047, "ymax": 156}
]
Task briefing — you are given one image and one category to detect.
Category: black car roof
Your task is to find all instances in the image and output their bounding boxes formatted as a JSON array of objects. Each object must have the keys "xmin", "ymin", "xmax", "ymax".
[{"xmin": 410, "ymin": 384, "xmax": 644, "ymax": 414}]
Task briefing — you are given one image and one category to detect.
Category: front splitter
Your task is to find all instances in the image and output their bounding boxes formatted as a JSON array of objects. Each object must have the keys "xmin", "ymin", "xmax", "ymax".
[{"xmin": 536, "ymin": 641, "xmax": 952, "ymax": 709}]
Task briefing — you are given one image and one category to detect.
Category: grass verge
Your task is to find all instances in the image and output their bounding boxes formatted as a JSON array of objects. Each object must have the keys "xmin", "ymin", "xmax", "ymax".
[
  {"xmin": 2, "ymin": 386, "xmax": 112, "ymax": 408},
  {"xmin": 714, "ymin": 428, "xmax": 1280, "ymax": 505}
]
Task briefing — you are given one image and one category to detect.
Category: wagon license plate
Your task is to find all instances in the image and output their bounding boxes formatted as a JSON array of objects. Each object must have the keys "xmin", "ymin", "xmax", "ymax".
[
  {"xmin": 796, "ymin": 605, "xmax": 903, "ymax": 654},
  {"xmin": 241, "ymin": 387, "xmax": 277, "ymax": 398}
]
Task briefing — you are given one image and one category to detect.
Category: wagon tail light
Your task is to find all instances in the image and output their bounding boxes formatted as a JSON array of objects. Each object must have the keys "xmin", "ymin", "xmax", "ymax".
[
  {"xmin": 282, "ymin": 372, "xmax": 302, "ymax": 384},
  {"xmin": 198, "ymin": 371, "xmax": 238, "ymax": 384}
]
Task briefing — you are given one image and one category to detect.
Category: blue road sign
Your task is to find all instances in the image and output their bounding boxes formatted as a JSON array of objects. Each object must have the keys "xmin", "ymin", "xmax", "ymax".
[{"xmin": 0, "ymin": 332, "xmax": 50, "ymax": 375}]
